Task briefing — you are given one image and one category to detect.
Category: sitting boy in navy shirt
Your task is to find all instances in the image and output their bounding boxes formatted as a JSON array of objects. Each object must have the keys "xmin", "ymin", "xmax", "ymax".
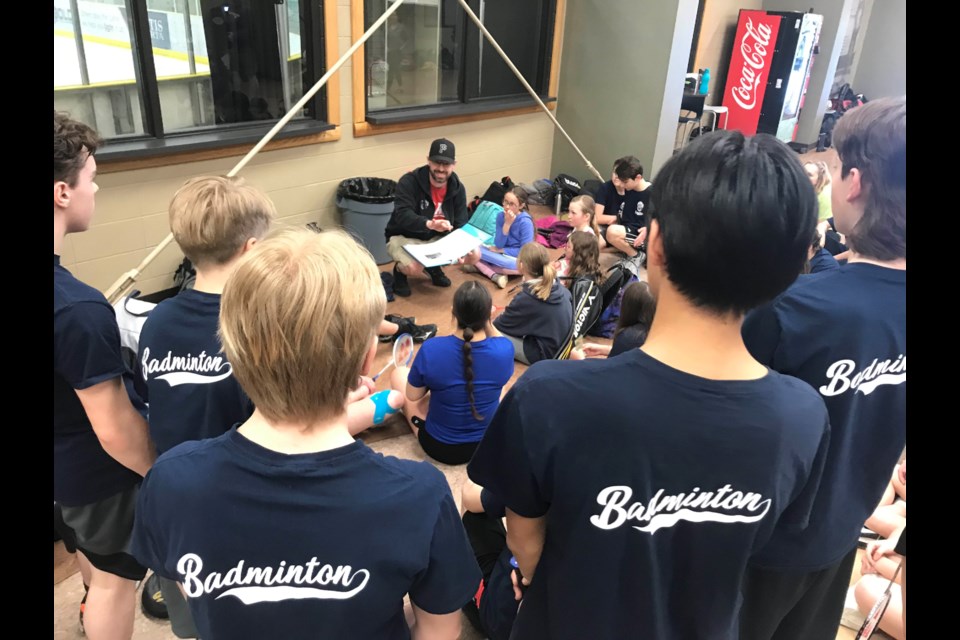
[
  {"xmin": 594, "ymin": 155, "xmax": 651, "ymax": 259},
  {"xmin": 740, "ymin": 97, "xmax": 906, "ymax": 640},
  {"xmin": 132, "ymin": 228, "xmax": 480, "ymax": 640},
  {"xmin": 468, "ymin": 130, "xmax": 831, "ymax": 640},
  {"xmin": 54, "ymin": 110, "xmax": 155, "ymax": 639}
]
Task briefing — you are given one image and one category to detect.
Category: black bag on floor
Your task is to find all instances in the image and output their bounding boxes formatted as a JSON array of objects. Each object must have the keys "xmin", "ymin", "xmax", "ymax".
[
  {"xmin": 580, "ymin": 179, "xmax": 602, "ymax": 198},
  {"xmin": 470, "ymin": 176, "xmax": 515, "ymax": 212},
  {"xmin": 553, "ymin": 173, "xmax": 582, "ymax": 212}
]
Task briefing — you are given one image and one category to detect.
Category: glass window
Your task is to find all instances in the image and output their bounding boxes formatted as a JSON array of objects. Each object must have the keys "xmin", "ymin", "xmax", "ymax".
[
  {"xmin": 364, "ymin": 0, "xmax": 463, "ymax": 111},
  {"xmin": 54, "ymin": 0, "xmax": 147, "ymax": 136},
  {"xmin": 54, "ymin": 0, "xmax": 328, "ymax": 152},
  {"xmin": 364, "ymin": 0, "xmax": 555, "ymax": 116}
]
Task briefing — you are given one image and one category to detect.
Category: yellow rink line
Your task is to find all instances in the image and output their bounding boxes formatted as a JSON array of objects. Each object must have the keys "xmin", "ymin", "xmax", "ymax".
[{"xmin": 54, "ymin": 29, "xmax": 303, "ymax": 90}]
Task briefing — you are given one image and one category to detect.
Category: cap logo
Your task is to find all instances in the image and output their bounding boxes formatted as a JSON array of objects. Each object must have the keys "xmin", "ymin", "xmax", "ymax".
[{"xmin": 438, "ymin": 143, "xmax": 448, "ymax": 154}]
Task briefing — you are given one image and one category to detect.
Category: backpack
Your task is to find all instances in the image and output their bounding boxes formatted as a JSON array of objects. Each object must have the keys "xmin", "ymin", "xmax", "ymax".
[
  {"xmin": 469, "ymin": 176, "xmax": 515, "ymax": 213},
  {"xmin": 552, "ymin": 173, "xmax": 583, "ymax": 212},
  {"xmin": 554, "ymin": 276, "xmax": 602, "ymax": 360},
  {"xmin": 580, "ymin": 179, "xmax": 602, "ymax": 199},
  {"xmin": 589, "ymin": 259, "xmax": 641, "ymax": 338},
  {"xmin": 466, "ymin": 200, "xmax": 504, "ymax": 246},
  {"xmin": 112, "ymin": 290, "xmax": 156, "ymax": 372},
  {"xmin": 536, "ymin": 220, "xmax": 575, "ymax": 249},
  {"xmin": 530, "ymin": 178, "xmax": 555, "ymax": 205},
  {"xmin": 173, "ymin": 257, "xmax": 196, "ymax": 292}
]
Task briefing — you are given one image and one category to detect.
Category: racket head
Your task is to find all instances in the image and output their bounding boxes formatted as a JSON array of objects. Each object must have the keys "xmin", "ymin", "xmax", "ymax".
[
  {"xmin": 855, "ymin": 590, "xmax": 892, "ymax": 640},
  {"xmin": 393, "ymin": 333, "xmax": 415, "ymax": 368}
]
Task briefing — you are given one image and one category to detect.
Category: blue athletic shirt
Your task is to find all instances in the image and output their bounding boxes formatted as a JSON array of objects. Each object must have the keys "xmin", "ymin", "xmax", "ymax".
[
  {"xmin": 132, "ymin": 430, "xmax": 481, "ymax": 640},
  {"xmin": 408, "ymin": 335, "xmax": 514, "ymax": 444},
  {"xmin": 54, "ymin": 255, "xmax": 142, "ymax": 506},
  {"xmin": 743, "ymin": 263, "xmax": 906, "ymax": 570},
  {"xmin": 468, "ymin": 349, "xmax": 830, "ymax": 640},
  {"xmin": 137, "ymin": 289, "xmax": 253, "ymax": 455}
]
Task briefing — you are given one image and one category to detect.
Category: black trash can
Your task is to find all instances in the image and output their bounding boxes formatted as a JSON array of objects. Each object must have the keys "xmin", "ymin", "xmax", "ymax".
[{"xmin": 337, "ymin": 177, "xmax": 397, "ymax": 265}]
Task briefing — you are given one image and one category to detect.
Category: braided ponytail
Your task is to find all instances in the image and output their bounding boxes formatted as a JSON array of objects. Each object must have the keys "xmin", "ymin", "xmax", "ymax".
[
  {"xmin": 452, "ymin": 281, "xmax": 492, "ymax": 422},
  {"xmin": 461, "ymin": 327, "xmax": 483, "ymax": 421}
]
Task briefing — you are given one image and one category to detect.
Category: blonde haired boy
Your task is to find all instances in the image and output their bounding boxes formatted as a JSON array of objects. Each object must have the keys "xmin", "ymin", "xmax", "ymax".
[
  {"xmin": 132, "ymin": 229, "xmax": 480, "ymax": 640},
  {"xmin": 136, "ymin": 178, "xmax": 402, "ymax": 634}
]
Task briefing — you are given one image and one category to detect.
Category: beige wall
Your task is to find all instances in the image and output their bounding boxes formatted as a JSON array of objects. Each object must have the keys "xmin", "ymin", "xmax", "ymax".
[
  {"xmin": 62, "ymin": 0, "xmax": 557, "ymax": 296},
  {"xmin": 693, "ymin": 0, "xmax": 763, "ymax": 107},
  {"xmin": 853, "ymin": 0, "xmax": 906, "ymax": 100}
]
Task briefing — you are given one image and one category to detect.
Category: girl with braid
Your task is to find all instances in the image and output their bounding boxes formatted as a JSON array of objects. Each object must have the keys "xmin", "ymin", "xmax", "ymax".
[{"xmin": 391, "ymin": 281, "xmax": 514, "ymax": 464}]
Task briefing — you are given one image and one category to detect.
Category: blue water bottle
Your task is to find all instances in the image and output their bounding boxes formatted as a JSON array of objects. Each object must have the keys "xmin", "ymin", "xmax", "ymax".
[{"xmin": 698, "ymin": 68, "xmax": 710, "ymax": 95}]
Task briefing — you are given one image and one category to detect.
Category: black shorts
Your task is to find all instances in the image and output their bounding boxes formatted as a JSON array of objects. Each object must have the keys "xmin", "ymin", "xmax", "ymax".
[
  {"xmin": 54, "ymin": 485, "xmax": 148, "ymax": 581},
  {"xmin": 415, "ymin": 418, "xmax": 479, "ymax": 465}
]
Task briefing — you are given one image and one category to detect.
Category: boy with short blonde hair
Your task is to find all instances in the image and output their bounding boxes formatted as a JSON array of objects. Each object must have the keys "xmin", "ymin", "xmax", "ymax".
[
  {"xmin": 132, "ymin": 229, "xmax": 479, "ymax": 640},
  {"xmin": 169, "ymin": 176, "xmax": 275, "ymax": 266},
  {"xmin": 136, "ymin": 175, "xmax": 275, "ymax": 634}
]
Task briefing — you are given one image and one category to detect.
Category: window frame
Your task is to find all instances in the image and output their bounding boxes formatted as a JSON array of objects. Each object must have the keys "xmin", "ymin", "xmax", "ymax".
[
  {"xmin": 64, "ymin": 0, "xmax": 343, "ymax": 173},
  {"xmin": 350, "ymin": 0, "xmax": 566, "ymax": 138}
]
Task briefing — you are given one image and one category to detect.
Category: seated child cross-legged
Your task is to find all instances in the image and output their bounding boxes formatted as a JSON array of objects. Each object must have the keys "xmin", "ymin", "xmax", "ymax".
[
  {"xmin": 131, "ymin": 228, "xmax": 480, "ymax": 640},
  {"xmin": 572, "ymin": 280, "xmax": 656, "ymax": 360},
  {"xmin": 556, "ymin": 230, "xmax": 603, "ymax": 283},
  {"xmin": 461, "ymin": 187, "xmax": 536, "ymax": 289},
  {"xmin": 493, "ymin": 242, "xmax": 573, "ymax": 365},
  {"xmin": 391, "ymin": 281, "xmax": 515, "ymax": 465}
]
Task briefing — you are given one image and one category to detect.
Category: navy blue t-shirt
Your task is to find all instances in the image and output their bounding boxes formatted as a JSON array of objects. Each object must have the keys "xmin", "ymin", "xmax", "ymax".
[
  {"xmin": 54, "ymin": 255, "xmax": 142, "ymax": 506},
  {"xmin": 809, "ymin": 248, "xmax": 840, "ymax": 274},
  {"xmin": 608, "ymin": 323, "xmax": 649, "ymax": 358},
  {"xmin": 594, "ymin": 181, "xmax": 649, "ymax": 231},
  {"xmin": 743, "ymin": 263, "xmax": 906, "ymax": 570},
  {"xmin": 407, "ymin": 335, "xmax": 514, "ymax": 444},
  {"xmin": 468, "ymin": 349, "xmax": 830, "ymax": 640},
  {"xmin": 138, "ymin": 289, "xmax": 253, "ymax": 455},
  {"xmin": 132, "ymin": 430, "xmax": 480, "ymax": 640}
]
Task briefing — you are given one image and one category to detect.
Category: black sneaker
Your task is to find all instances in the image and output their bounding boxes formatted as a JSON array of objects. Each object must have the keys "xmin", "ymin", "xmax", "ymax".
[
  {"xmin": 380, "ymin": 314, "xmax": 416, "ymax": 342},
  {"xmin": 140, "ymin": 572, "xmax": 169, "ymax": 620},
  {"xmin": 408, "ymin": 322, "xmax": 438, "ymax": 343},
  {"xmin": 426, "ymin": 266, "xmax": 451, "ymax": 287},
  {"xmin": 392, "ymin": 264, "xmax": 411, "ymax": 297},
  {"xmin": 394, "ymin": 317, "xmax": 438, "ymax": 343}
]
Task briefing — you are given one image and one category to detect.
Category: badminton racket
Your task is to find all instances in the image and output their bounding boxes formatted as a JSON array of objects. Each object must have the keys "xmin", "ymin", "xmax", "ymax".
[
  {"xmin": 372, "ymin": 333, "xmax": 415, "ymax": 381},
  {"xmin": 855, "ymin": 560, "xmax": 903, "ymax": 640}
]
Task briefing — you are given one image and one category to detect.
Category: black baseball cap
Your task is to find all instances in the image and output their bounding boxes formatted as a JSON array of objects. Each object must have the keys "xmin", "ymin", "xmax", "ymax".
[{"xmin": 428, "ymin": 138, "xmax": 456, "ymax": 164}]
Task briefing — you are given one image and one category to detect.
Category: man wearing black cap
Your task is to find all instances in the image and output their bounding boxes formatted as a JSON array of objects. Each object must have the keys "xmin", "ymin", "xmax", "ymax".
[{"xmin": 385, "ymin": 137, "xmax": 469, "ymax": 296}]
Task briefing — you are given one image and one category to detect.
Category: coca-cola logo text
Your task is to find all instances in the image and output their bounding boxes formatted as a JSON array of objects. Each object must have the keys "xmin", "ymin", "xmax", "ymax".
[{"xmin": 731, "ymin": 18, "xmax": 773, "ymax": 111}]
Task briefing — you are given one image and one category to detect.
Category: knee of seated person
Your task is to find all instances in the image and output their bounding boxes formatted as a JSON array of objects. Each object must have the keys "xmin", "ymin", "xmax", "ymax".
[
  {"xmin": 402, "ymin": 262, "xmax": 424, "ymax": 276},
  {"xmin": 387, "ymin": 389, "xmax": 405, "ymax": 410},
  {"xmin": 854, "ymin": 575, "xmax": 884, "ymax": 612}
]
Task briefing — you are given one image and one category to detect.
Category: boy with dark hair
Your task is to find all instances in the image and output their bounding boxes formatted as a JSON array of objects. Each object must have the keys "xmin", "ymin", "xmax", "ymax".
[
  {"xmin": 594, "ymin": 155, "xmax": 651, "ymax": 259},
  {"xmin": 54, "ymin": 110, "xmax": 155, "ymax": 639},
  {"xmin": 468, "ymin": 130, "xmax": 830, "ymax": 639},
  {"xmin": 132, "ymin": 228, "xmax": 479, "ymax": 639},
  {"xmin": 739, "ymin": 96, "xmax": 907, "ymax": 640}
]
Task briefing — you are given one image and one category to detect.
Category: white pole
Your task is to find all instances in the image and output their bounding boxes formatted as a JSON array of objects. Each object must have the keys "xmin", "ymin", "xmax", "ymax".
[
  {"xmin": 454, "ymin": 0, "xmax": 602, "ymax": 182},
  {"xmin": 106, "ymin": 0, "xmax": 410, "ymax": 304}
]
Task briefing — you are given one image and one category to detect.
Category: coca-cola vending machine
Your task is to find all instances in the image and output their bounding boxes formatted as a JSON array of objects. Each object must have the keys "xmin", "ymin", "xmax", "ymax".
[{"xmin": 722, "ymin": 10, "xmax": 823, "ymax": 143}]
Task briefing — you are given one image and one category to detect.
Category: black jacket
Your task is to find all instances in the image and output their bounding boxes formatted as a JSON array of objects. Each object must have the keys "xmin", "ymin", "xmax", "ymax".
[
  {"xmin": 384, "ymin": 166, "xmax": 469, "ymax": 241},
  {"xmin": 494, "ymin": 280, "xmax": 573, "ymax": 363}
]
